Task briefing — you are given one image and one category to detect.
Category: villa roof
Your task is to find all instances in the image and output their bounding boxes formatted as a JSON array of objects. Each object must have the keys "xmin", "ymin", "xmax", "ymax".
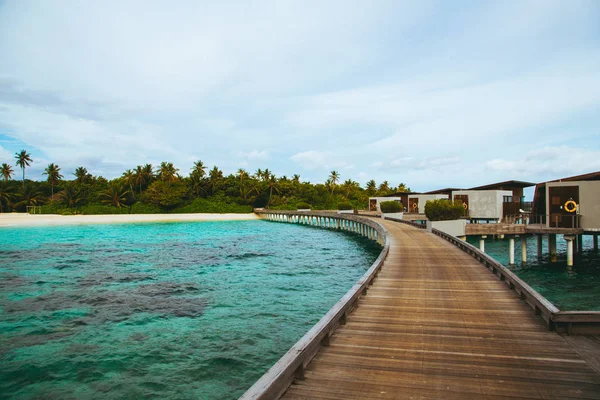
[
  {"xmin": 423, "ymin": 188, "xmax": 463, "ymax": 194},
  {"xmin": 384, "ymin": 191, "xmax": 419, "ymax": 197},
  {"xmin": 468, "ymin": 180, "xmax": 536, "ymax": 190},
  {"xmin": 545, "ymin": 170, "xmax": 600, "ymax": 183}
]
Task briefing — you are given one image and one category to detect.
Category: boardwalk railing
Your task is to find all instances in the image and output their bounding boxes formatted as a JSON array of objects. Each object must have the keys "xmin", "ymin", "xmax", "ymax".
[
  {"xmin": 241, "ymin": 210, "xmax": 390, "ymax": 399},
  {"xmin": 383, "ymin": 216, "xmax": 426, "ymax": 229},
  {"xmin": 429, "ymin": 227, "xmax": 600, "ymax": 334}
]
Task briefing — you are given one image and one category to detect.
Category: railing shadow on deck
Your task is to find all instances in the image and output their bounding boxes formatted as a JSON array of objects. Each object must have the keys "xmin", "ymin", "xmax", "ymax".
[
  {"xmin": 241, "ymin": 210, "xmax": 390, "ymax": 400},
  {"xmin": 383, "ymin": 216, "xmax": 600, "ymax": 335}
]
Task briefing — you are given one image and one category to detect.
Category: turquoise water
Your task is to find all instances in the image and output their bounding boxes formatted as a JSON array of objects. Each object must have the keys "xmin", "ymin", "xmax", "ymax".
[
  {"xmin": 0, "ymin": 220, "xmax": 381, "ymax": 399},
  {"xmin": 466, "ymin": 235, "xmax": 600, "ymax": 311}
]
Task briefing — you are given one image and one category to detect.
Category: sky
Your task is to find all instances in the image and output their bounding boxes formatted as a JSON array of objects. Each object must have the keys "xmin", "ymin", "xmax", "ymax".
[{"xmin": 0, "ymin": 0, "xmax": 599, "ymax": 194}]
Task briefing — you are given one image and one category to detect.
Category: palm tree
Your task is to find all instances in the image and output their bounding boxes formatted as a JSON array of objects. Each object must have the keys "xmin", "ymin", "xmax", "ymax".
[
  {"xmin": 158, "ymin": 162, "xmax": 178, "ymax": 185},
  {"xmin": 378, "ymin": 181, "xmax": 390, "ymax": 195},
  {"xmin": 254, "ymin": 168, "xmax": 263, "ymax": 181},
  {"xmin": 208, "ymin": 166, "xmax": 223, "ymax": 194},
  {"xmin": 15, "ymin": 185, "xmax": 43, "ymax": 210},
  {"xmin": 122, "ymin": 169, "xmax": 135, "ymax": 194},
  {"xmin": 43, "ymin": 163, "xmax": 63, "ymax": 201},
  {"xmin": 191, "ymin": 160, "xmax": 207, "ymax": 179},
  {"xmin": 1, "ymin": 163, "xmax": 14, "ymax": 181},
  {"xmin": 14, "ymin": 150, "xmax": 32, "ymax": 188},
  {"xmin": 366, "ymin": 180, "xmax": 377, "ymax": 196},
  {"xmin": 58, "ymin": 184, "xmax": 82, "ymax": 208},
  {"xmin": 100, "ymin": 182, "xmax": 129, "ymax": 208},
  {"xmin": 342, "ymin": 179, "xmax": 359, "ymax": 198},
  {"xmin": 237, "ymin": 168, "xmax": 248, "ymax": 185},
  {"xmin": 143, "ymin": 164, "xmax": 154, "ymax": 186},
  {"xmin": 74, "ymin": 166, "xmax": 90, "ymax": 184},
  {"xmin": 292, "ymin": 174, "xmax": 300, "ymax": 184},
  {"xmin": 156, "ymin": 161, "xmax": 179, "ymax": 185},
  {"xmin": 134, "ymin": 165, "xmax": 145, "ymax": 193},
  {"xmin": 396, "ymin": 183, "xmax": 410, "ymax": 192},
  {"xmin": 329, "ymin": 170, "xmax": 340, "ymax": 195},
  {"xmin": 262, "ymin": 169, "xmax": 272, "ymax": 181},
  {"xmin": 266, "ymin": 174, "xmax": 280, "ymax": 208},
  {"xmin": 0, "ymin": 182, "xmax": 15, "ymax": 213},
  {"xmin": 190, "ymin": 174, "xmax": 206, "ymax": 198}
]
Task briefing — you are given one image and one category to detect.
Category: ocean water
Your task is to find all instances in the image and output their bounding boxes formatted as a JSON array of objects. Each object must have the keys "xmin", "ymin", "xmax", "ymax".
[
  {"xmin": 0, "ymin": 220, "xmax": 381, "ymax": 399},
  {"xmin": 466, "ymin": 234, "xmax": 600, "ymax": 311}
]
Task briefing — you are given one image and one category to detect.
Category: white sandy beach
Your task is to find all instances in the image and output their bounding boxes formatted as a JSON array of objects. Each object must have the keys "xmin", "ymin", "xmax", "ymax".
[{"xmin": 0, "ymin": 213, "xmax": 259, "ymax": 227}]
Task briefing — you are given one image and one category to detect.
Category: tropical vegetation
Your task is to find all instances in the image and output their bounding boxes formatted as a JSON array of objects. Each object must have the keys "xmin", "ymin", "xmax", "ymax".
[
  {"xmin": 0, "ymin": 150, "xmax": 410, "ymax": 214},
  {"xmin": 380, "ymin": 201, "xmax": 402, "ymax": 213},
  {"xmin": 423, "ymin": 199, "xmax": 466, "ymax": 221}
]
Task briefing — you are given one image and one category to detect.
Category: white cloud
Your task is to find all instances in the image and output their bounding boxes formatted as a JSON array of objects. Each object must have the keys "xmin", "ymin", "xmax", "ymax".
[
  {"xmin": 0, "ymin": 145, "xmax": 13, "ymax": 161},
  {"xmin": 486, "ymin": 146, "xmax": 600, "ymax": 180},
  {"xmin": 290, "ymin": 151, "xmax": 330, "ymax": 170},
  {"xmin": 0, "ymin": 0, "xmax": 598, "ymax": 189},
  {"xmin": 290, "ymin": 150, "xmax": 354, "ymax": 172}
]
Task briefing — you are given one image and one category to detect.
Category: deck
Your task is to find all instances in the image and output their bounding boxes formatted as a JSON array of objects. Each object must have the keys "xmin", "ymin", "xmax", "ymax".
[{"xmin": 281, "ymin": 219, "xmax": 600, "ymax": 399}]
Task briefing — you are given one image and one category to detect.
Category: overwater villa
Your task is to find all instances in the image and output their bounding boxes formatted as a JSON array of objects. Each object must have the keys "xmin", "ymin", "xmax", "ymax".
[
  {"xmin": 369, "ymin": 180, "xmax": 535, "ymax": 222},
  {"xmin": 531, "ymin": 171, "xmax": 600, "ymax": 230},
  {"xmin": 451, "ymin": 180, "xmax": 536, "ymax": 223}
]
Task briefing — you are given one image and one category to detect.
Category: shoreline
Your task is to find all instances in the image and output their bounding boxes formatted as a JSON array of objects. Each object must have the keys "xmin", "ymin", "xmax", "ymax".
[{"xmin": 0, "ymin": 213, "xmax": 259, "ymax": 227}]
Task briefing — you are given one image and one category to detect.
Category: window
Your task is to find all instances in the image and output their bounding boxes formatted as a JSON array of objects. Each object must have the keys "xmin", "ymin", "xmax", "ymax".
[{"xmin": 503, "ymin": 196, "xmax": 513, "ymax": 203}]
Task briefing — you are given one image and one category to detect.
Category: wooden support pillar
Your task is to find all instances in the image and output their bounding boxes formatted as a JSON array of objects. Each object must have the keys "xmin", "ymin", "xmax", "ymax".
[
  {"xmin": 565, "ymin": 235, "xmax": 575, "ymax": 267},
  {"xmin": 549, "ymin": 234, "xmax": 557, "ymax": 262},
  {"xmin": 537, "ymin": 235, "xmax": 543, "ymax": 258},
  {"xmin": 594, "ymin": 235, "xmax": 598, "ymax": 251},
  {"xmin": 577, "ymin": 234, "xmax": 583, "ymax": 253},
  {"xmin": 479, "ymin": 235, "xmax": 486, "ymax": 252},
  {"xmin": 521, "ymin": 236, "xmax": 527, "ymax": 263},
  {"xmin": 509, "ymin": 236, "xmax": 515, "ymax": 266}
]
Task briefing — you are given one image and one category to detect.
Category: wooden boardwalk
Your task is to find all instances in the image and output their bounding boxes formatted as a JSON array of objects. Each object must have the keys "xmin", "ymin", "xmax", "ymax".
[{"xmin": 281, "ymin": 219, "xmax": 600, "ymax": 399}]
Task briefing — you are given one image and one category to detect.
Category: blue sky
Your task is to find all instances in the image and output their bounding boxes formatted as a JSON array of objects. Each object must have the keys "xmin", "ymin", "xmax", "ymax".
[{"xmin": 0, "ymin": 0, "xmax": 599, "ymax": 192}]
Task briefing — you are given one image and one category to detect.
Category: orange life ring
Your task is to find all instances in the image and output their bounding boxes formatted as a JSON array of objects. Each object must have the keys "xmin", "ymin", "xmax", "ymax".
[
  {"xmin": 564, "ymin": 200, "xmax": 577, "ymax": 213},
  {"xmin": 412, "ymin": 202, "xmax": 418, "ymax": 210},
  {"xmin": 462, "ymin": 202, "xmax": 468, "ymax": 210}
]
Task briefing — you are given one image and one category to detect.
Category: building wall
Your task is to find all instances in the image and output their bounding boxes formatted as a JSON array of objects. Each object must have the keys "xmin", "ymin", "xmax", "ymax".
[
  {"xmin": 408, "ymin": 194, "xmax": 449, "ymax": 213},
  {"xmin": 546, "ymin": 181, "xmax": 600, "ymax": 230},
  {"xmin": 452, "ymin": 190, "xmax": 512, "ymax": 220}
]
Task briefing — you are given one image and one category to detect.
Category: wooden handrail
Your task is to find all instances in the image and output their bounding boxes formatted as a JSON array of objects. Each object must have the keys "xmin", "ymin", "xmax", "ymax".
[
  {"xmin": 383, "ymin": 216, "xmax": 426, "ymax": 229},
  {"xmin": 428, "ymin": 227, "xmax": 600, "ymax": 334},
  {"xmin": 241, "ymin": 211, "xmax": 390, "ymax": 399}
]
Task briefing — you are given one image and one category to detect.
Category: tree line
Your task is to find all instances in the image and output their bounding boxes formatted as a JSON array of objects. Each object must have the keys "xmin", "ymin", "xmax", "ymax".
[{"xmin": 0, "ymin": 150, "xmax": 410, "ymax": 214}]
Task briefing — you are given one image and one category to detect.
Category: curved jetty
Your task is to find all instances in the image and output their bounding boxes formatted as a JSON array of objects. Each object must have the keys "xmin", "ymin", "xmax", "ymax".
[{"xmin": 246, "ymin": 213, "xmax": 600, "ymax": 399}]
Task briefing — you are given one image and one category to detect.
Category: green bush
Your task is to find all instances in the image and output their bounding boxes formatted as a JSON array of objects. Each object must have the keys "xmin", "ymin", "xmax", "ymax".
[
  {"xmin": 41, "ymin": 203, "xmax": 71, "ymax": 215},
  {"xmin": 270, "ymin": 204, "xmax": 299, "ymax": 211},
  {"xmin": 337, "ymin": 202, "xmax": 353, "ymax": 210},
  {"xmin": 297, "ymin": 202, "xmax": 311, "ymax": 210},
  {"xmin": 143, "ymin": 181, "xmax": 188, "ymax": 209},
  {"xmin": 130, "ymin": 202, "xmax": 163, "ymax": 214},
  {"xmin": 424, "ymin": 199, "xmax": 465, "ymax": 221},
  {"xmin": 80, "ymin": 204, "xmax": 130, "ymax": 215},
  {"xmin": 171, "ymin": 198, "xmax": 253, "ymax": 213},
  {"xmin": 380, "ymin": 201, "xmax": 402, "ymax": 213}
]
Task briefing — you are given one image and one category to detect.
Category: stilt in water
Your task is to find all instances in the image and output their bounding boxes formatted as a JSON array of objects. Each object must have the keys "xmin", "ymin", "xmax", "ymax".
[
  {"xmin": 549, "ymin": 234, "xmax": 557, "ymax": 262},
  {"xmin": 565, "ymin": 235, "xmax": 575, "ymax": 267}
]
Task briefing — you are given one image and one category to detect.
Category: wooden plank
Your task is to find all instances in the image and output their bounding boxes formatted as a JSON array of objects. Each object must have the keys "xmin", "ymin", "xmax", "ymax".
[{"xmin": 280, "ymin": 220, "xmax": 600, "ymax": 399}]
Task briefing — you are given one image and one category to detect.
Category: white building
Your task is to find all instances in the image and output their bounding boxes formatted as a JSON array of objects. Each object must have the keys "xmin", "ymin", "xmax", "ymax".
[
  {"xmin": 451, "ymin": 190, "xmax": 513, "ymax": 221},
  {"xmin": 407, "ymin": 194, "xmax": 449, "ymax": 214}
]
